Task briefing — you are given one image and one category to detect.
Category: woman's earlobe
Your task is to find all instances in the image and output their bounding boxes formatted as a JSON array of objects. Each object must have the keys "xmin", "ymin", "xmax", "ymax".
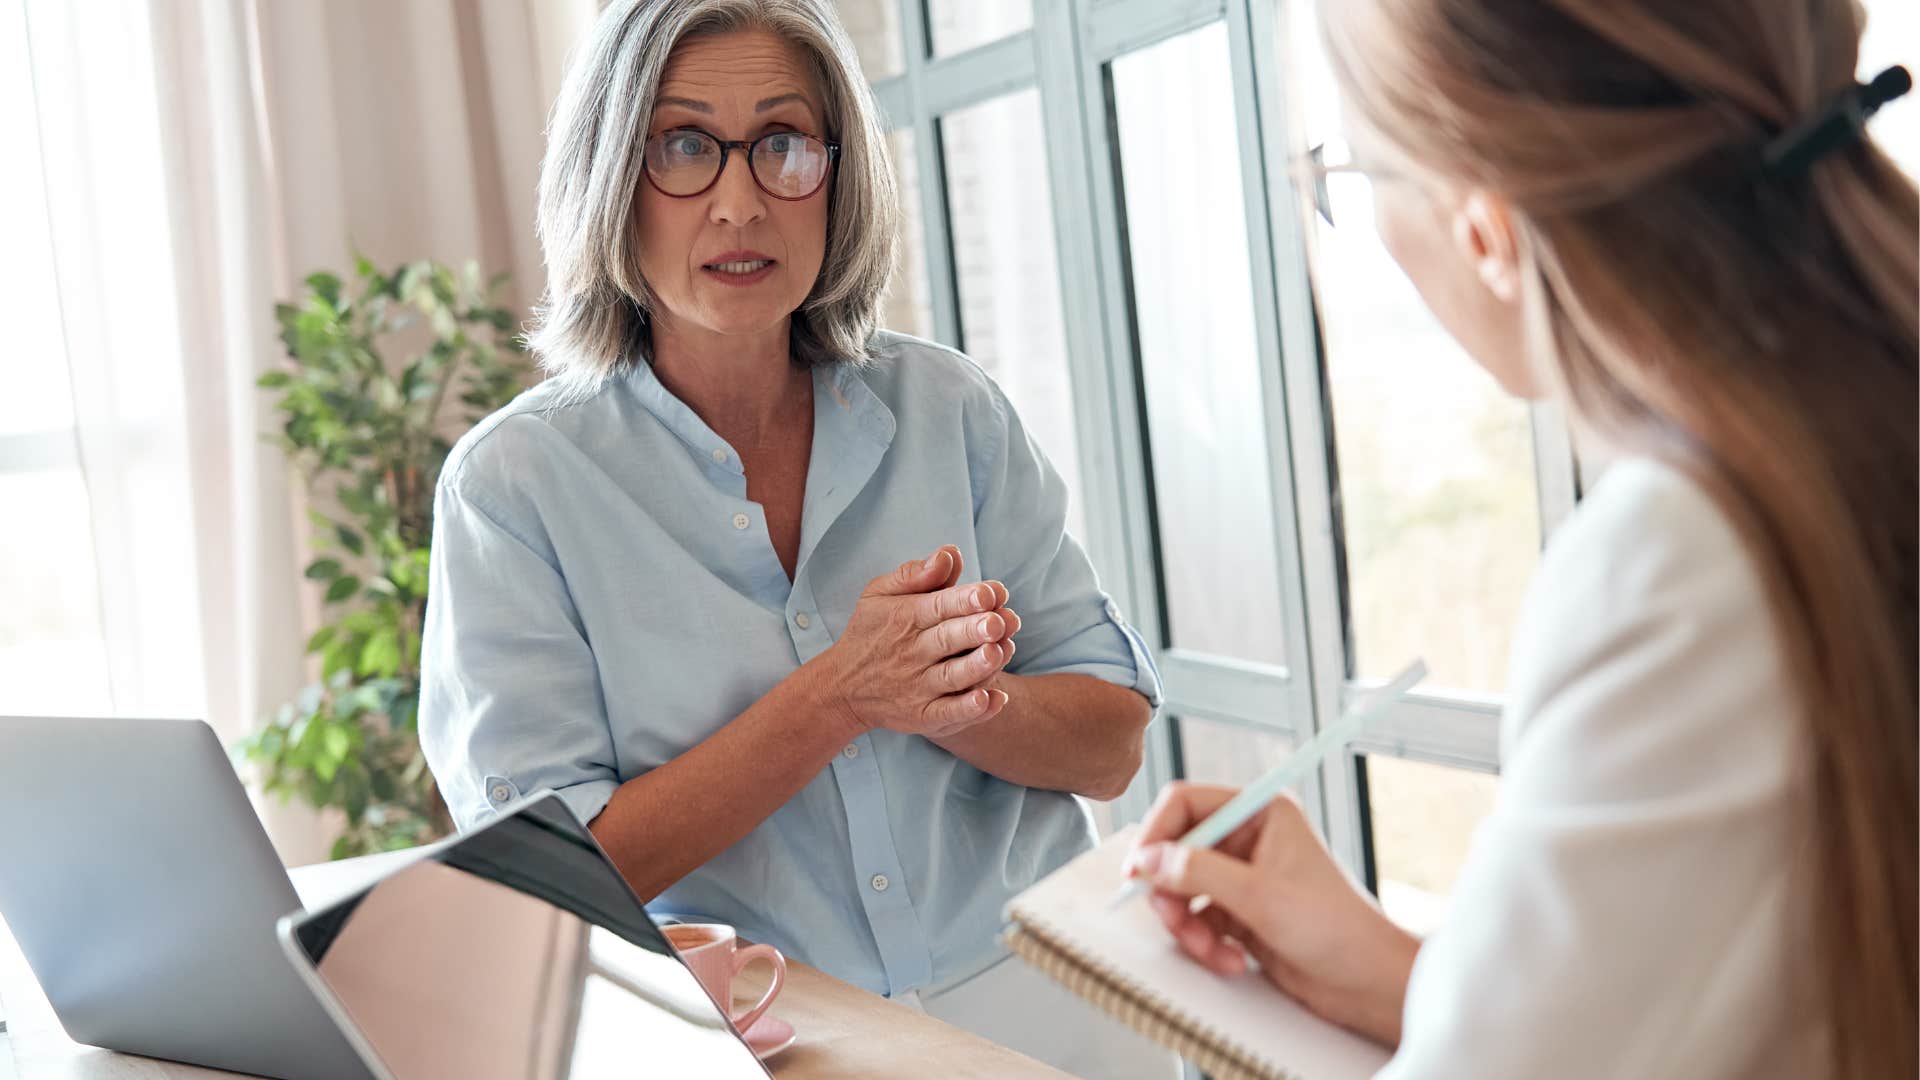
[{"xmin": 1478, "ymin": 258, "xmax": 1519, "ymax": 303}]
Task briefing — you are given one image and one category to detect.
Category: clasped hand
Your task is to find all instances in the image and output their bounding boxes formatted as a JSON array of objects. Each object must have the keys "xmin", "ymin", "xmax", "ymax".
[{"xmin": 820, "ymin": 544, "xmax": 1022, "ymax": 739}]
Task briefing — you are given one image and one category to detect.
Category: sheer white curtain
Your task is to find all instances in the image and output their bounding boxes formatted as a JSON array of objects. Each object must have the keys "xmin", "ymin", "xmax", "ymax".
[{"xmin": 14, "ymin": 0, "xmax": 596, "ymax": 863}]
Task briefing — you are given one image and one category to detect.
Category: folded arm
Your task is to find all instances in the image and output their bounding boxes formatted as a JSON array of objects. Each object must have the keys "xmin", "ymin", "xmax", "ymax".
[{"xmin": 930, "ymin": 672, "xmax": 1151, "ymax": 800}]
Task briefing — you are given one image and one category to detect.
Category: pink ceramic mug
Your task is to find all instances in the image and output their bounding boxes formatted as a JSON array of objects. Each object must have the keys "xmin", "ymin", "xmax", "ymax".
[{"xmin": 663, "ymin": 923, "xmax": 787, "ymax": 1032}]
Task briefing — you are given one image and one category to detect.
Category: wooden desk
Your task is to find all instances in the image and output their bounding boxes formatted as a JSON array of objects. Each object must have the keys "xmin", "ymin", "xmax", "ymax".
[{"xmin": 0, "ymin": 893, "xmax": 1066, "ymax": 1080}]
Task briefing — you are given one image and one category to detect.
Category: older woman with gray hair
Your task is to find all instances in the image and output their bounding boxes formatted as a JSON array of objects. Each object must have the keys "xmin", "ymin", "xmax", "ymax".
[{"xmin": 417, "ymin": 1, "xmax": 1167, "ymax": 1074}]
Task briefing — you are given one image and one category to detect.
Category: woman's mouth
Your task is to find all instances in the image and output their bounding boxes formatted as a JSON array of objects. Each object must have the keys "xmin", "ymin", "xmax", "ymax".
[{"xmin": 702, "ymin": 256, "xmax": 776, "ymax": 285}]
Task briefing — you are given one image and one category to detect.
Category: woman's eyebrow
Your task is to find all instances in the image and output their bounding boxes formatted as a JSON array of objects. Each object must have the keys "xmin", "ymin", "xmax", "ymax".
[
  {"xmin": 755, "ymin": 92, "xmax": 812, "ymax": 113},
  {"xmin": 655, "ymin": 96, "xmax": 713, "ymax": 114},
  {"xmin": 653, "ymin": 92, "xmax": 813, "ymax": 119}
]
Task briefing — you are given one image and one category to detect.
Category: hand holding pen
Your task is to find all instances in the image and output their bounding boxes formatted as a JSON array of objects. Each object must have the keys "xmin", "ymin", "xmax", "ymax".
[{"xmin": 1118, "ymin": 660, "xmax": 1428, "ymax": 1047}]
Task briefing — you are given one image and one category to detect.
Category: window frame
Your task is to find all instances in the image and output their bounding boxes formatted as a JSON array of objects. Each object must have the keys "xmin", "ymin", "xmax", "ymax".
[{"xmin": 858, "ymin": 0, "xmax": 1575, "ymax": 853}]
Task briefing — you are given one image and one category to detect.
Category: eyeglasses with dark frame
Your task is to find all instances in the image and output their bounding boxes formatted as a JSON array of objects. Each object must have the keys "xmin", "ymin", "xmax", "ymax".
[{"xmin": 643, "ymin": 127, "xmax": 842, "ymax": 201}]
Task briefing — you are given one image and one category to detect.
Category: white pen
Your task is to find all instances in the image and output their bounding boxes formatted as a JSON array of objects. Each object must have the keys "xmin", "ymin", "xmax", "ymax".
[{"xmin": 1106, "ymin": 658, "xmax": 1429, "ymax": 912}]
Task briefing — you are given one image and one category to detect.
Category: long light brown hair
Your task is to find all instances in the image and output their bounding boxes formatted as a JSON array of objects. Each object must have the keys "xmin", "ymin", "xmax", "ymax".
[{"xmin": 1324, "ymin": 1, "xmax": 1917, "ymax": 1074}]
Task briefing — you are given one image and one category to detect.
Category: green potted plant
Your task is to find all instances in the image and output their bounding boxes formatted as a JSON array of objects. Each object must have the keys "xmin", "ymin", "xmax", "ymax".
[{"xmin": 236, "ymin": 257, "xmax": 530, "ymax": 858}]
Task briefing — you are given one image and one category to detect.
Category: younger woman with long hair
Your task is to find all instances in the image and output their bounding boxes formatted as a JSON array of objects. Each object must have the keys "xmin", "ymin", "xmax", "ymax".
[{"xmin": 1127, "ymin": 2, "xmax": 1917, "ymax": 1075}]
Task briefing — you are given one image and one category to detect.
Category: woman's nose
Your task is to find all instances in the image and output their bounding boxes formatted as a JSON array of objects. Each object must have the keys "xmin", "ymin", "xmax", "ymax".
[{"xmin": 708, "ymin": 151, "xmax": 768, "ymax": 227}]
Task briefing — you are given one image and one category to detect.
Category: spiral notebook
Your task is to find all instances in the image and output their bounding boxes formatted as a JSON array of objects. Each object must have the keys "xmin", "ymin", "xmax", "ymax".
[{"xmin": 1002, "ymin": 826, "xmax": 1393, "ymax": 1080}]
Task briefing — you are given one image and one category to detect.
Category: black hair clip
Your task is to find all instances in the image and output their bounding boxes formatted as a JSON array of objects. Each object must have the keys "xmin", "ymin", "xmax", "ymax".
[{"xmin": 1761, "ymin": 64, "xmax": 1912, "ymax": 178}]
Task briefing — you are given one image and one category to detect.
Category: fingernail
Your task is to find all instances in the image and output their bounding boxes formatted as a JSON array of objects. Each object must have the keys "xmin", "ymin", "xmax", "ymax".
[
  {"xmin": 1158, "ymin": 845, "xmax": 1187, "ymax": 882},
  {"xmin": 973, "ymin": 585, "xmax": 990, "ymax": 610},
  {"xmin": 923, "ymin": 551, "xmax": 942, "ymax": 571},
  {"xmin": 1129, "ymin": 845, "xmax": 1164, "ymax": 877}
]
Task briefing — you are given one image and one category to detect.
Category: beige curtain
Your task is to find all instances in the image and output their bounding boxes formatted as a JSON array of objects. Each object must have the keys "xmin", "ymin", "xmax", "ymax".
[
  {"xmin": 251, "ymin": 0, "xmax": 599, "ymax": 319},
  {"xmin": 30, "ymin": 0, "xmax": 597, "ymax": 864}
]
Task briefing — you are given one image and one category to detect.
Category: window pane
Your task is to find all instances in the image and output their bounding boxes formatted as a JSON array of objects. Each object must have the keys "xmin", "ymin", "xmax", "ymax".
[
  {"xmin": 1113, "ymin": 23, "xmax": 1290, "ymax": 667},
  {"xmin": 880, "ymin": 127, "xmax": 934, "ymax": 340},
  {"xmin": 927, "ymin": 0, "xmax": 1031, "ymax": 58},
  {"xmin": 941, "ymin": 90, "xmax": 1085, "ymax": 540},
  {"xmin": 1364, "ymin": 755, "xmax": 1498, "ymax": 935},
  {"xmin": 1285, "ymin": 0, "xmax": 1541, "ymax": 695},
  {"xmin": 1176, "ymin": 716, "xmax": 1294, "ymax": 789},
  {"xmin": 834, "ymin": 0, "xmax": 906, "ymax": 81},
  {"xmin": 0, "ymin": 467, "xmax": 112, "ymax": 716}
]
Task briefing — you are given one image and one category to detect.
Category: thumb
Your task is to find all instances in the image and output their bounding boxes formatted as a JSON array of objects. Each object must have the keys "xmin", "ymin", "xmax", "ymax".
[
  {"xmin": 868, "ymin": 547, "xmax": 952, "ymax": 597},
  {"xmin": 1136, "ymin": 843, "xmax": 1262, "ymax": 918}
]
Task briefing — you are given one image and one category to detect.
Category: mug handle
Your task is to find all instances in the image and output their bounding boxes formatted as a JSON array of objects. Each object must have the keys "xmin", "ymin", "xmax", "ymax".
[{"xmin": 729, "ymin": 943, "xmax": 786, "ymax": 1032}]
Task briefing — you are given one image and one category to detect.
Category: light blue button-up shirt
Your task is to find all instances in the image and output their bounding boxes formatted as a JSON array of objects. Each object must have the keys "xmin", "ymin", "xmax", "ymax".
[{"xmin": 419, "ymin": 331, "xmax": 1161, "ymax": 997}]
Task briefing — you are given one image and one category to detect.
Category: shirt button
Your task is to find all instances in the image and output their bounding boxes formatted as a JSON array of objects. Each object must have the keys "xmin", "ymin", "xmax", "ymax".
[
  {"xmin": 842, "ymin": 744, "xmax": 859, "ymax": 759},
  {"xmin": 732, "ymin": 513, "xmax": 750, "ymax": 530},
  {"xmin": 489, "ymin": 784, "xmax": 512, "ymax": 804},
  {"xmin": 711, "ymin": 448, "xmax": 728, "ymax": 464},
  {"xmin": 794, "ymin": 613, "xmax": 811, "ymax": 629},
  {"xmin": 870, "ymin": 874, "xmax": 889, "ymax": 893}
]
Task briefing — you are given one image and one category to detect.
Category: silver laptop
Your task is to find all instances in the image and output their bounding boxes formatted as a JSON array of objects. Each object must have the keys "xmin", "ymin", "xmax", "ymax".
[
  {"xmin": 279, "ymin": 791, "xmax": 773, "ymax": 1080},
  {"xmin": 0, "ymin": 715, "xmax": 375, "ymax": 1079}
]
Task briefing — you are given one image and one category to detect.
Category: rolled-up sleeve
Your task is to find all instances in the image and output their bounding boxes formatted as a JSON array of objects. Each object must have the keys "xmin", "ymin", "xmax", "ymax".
[
  {"xmin": 972, "ymin": 383, "xmax": 1162, "ymax": 707},
  {"xmin": 418, "ymin": 478, "xmax": 622, "ymax": 832}
]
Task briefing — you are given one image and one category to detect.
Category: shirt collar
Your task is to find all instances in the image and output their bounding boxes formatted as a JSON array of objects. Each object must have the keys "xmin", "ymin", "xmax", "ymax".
[{"xmin": 622, "ymin": 356, "xmax": 896, "ymax": 474}]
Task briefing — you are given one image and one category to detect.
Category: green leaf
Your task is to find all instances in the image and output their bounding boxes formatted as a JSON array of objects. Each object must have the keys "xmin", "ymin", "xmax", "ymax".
[
  {"xmin": 325, "ymin": 575, "xmax": 361, "ymax": 604},
  {"xmin": 344, "ymin": 682, "xmax": 385, "ymax": 714},
  {"xmin": 336, "ymin": 525, "xmax": 364, "ymax": 555},
  {"xmin": 358, "ymin": 627, "xmax": 402, "ymax": 678},
  {"xmin": 287, "ymin": 711, "xmax": 313, "ymax": 752},
  {"xmin": 318, "ymin": 646, "xmax": 356, "ymax": 685},
  {"xmin": 341, "ymin": 764, "xmax": 371, "ymax": 824},
  {"xmin": 391, "ymin": 690, "xmax": 420, "ymax": 730},
  {"xmin": 304, "ymin": 558, "xmax": 343, "ymax": 581},
  {"xmin": 258, "ymin": 370, "xmax": 294, "ymax": 389},
  {"xmin": 305, "ymin": 626, "xmax": 336, "ymax": 654},
  {"xmin": 322, "ymin": 724, "xmax": 354, "ymax": 765},
  {"xmin": 306, "ymin": 271, "xmax": 343, "ymax": 307},
  {"xmin": 296, "ymin": 683, "xmax": 324, "ymax": 715}
]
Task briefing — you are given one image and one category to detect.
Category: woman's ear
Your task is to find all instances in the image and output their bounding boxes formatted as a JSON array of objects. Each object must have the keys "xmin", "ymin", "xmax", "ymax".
[{"xmin": 1449, "ymin": 189, "xmax": 1521, "ymax": 304}]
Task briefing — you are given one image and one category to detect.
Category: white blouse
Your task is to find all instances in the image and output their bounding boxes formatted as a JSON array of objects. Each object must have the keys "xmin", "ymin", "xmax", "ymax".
[{"xmin": 1382, "ymin": 457, "xmax": 1825, "ymax": 1078}]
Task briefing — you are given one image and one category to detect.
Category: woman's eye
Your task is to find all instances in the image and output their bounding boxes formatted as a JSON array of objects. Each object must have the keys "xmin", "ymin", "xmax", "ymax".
[
  {"xmin": 670, "ymin": 135, "xmax": 707, "ymax": 156},
  {"xmin": 766, "ymin": 134, "xmax": 794, "ymax": 153}
]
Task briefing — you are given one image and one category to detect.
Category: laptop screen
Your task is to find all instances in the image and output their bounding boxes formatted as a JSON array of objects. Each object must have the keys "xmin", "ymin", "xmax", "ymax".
[{"xmin": 285, "ymin": 795, "xmax": 771, "ymax": 1080}]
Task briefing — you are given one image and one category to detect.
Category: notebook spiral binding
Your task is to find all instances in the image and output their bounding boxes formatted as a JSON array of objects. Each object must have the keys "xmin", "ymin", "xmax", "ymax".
[{"xmin": 1002, "ymin": 920, "xmax": 1303, "ymax": 1080}]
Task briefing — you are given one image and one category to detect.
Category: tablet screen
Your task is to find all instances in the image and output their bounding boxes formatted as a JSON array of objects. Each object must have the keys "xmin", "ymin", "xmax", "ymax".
[{"xmin": 286, "ymin": 795, "xmax": 771, "ymax": 1080}]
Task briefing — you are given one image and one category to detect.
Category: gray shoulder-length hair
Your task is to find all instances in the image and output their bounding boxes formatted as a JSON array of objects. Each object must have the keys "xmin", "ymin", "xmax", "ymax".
[{"xmin": 527, "ymin": 0, "xmax": 899, "ymax": 385}]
